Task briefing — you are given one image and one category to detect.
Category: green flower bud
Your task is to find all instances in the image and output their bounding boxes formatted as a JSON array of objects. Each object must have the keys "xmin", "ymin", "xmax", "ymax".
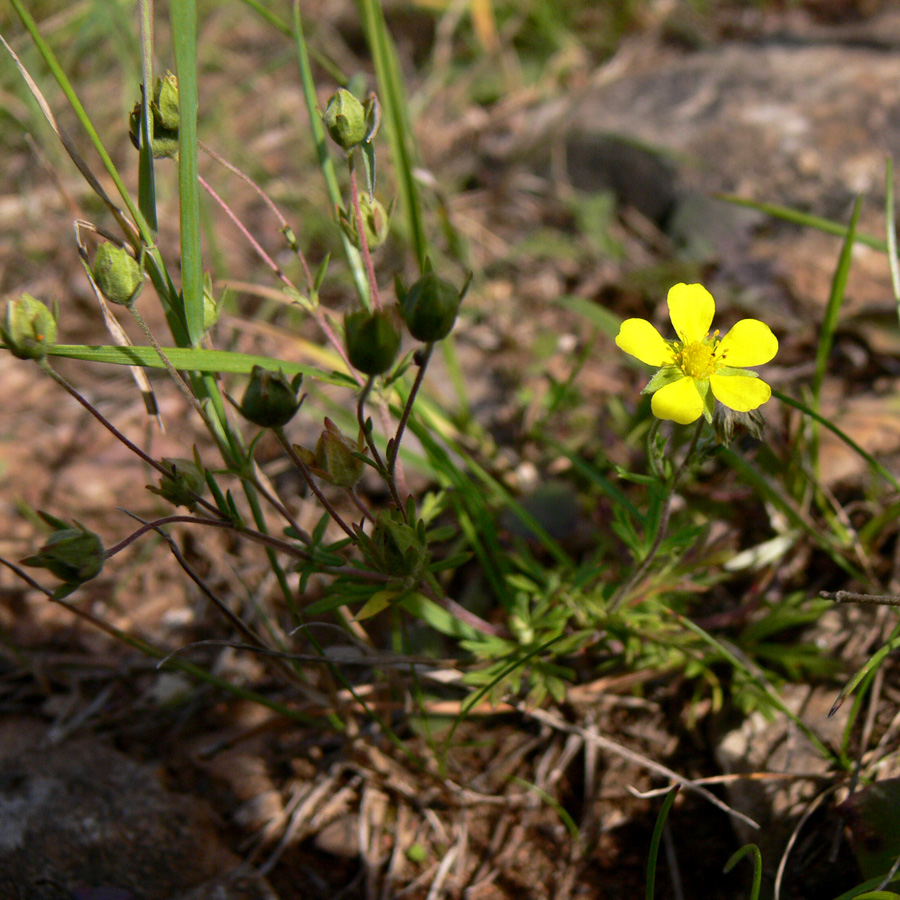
[
  {"xmin": 148, "ymin": 457, "xmax": 207, "ymax": 510},
  {"xmin": 22, "ymin": 520, "xmax": 104, "ymax": 585},
  {"xmin": 344, "ymin": 309, "xmax": 400, "ymax": 376},
  {"xmin": 93, "ymin": 242, "xmax": 143, "ymax": 307},
  {"xmin": 399, "ymin": 272, "xmax": 461, "ymax": 342},
  {"xmin": 370, "ymin": 510, "xmax": 428, "ymax": 583},
  {"xmin": 153, "ymin": 72, "xmax": 180, "ymax": 132},
  {"xmin": 202, "ymin": 273, "xmax": 224, "ymax": 332},
  {"xmin": 239, "ymin": 366, "xmax": 302, "ymax": 429},
  {"xmin": 298, "ymin": 418, "xmax": 366, "ymax": 487},
  {"xmin": 128, "ymin": 72, "xmax": 179, "ymax": 160},
  {"xmin": 1, "ymin": 294, "xmax": 57, "ymax": 361},
  {"xmin": 323, "ymin": 88, "xmax": 367, "ymax": 150},
  {"xmin": 339, "ymin": 193, "xmax": 391, "ymax": 250}
]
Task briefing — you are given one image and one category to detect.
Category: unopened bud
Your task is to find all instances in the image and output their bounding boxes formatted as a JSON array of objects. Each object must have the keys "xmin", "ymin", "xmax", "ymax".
[
  {"xmin": 340, "ymin": 193, "xmax": 391, "ymax": 250},
  {"xmin": 370, "ymin": 510, "xmax": 428, "ymax": 583},
  {"xmin": 202, "ymin": 273, "xmax": 224, "ymax": 332},
  {"xmin": 148, "ymin": 457, "xmax": 207, "ymax": 510},
  {"xmin": 22, "ymin": 519, "xmax": 104, "ymax": 586},
  {"xmin": 300, "ymin": 418, "xmax": 366, "ymax": 487},
  {"xmin": 153, "ymin": 72, "xmax": 180, "ymax": 132},
  {"xmin": 93, "ymin": 242, "xmax": 143, "ymax": 307},
  {"xmin": 239, "ymin": 366, "xmax": 302, "ymax": 428},
  {"xmin": 398, "ymin": 271, "xmax": 461, "ymax": 342},
  {"xmin": 128, "ymin": 72, "xmax": 179, "ymax": 159},
  {"xmin": 323, "ymin": 88, "xmax": 367, "ymax": 150},
  {"xmin": 344, "ymin": 309, "xmax": 400, "ymax": 376},
  {"xmin": 1, "ymin": 294, "xmax": 57, "ymax": 361}
]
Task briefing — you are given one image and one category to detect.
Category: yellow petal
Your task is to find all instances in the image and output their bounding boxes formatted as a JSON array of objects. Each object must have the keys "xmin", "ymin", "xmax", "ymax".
[
  {"xmin": 715, "ymin": 319, "xmax": 778, "ymax": 367},
  {"xmin": 651, "ymin": 376, "xmax": 703, "ymax": 424},
  {"xmin": 616, "ymin": 318, "xmax": 674, "ymax": 366},
  {"xmin": 667, "ymin": 283, "xmax": 715, "ymax": 343},
  {"xmin": 710, "ymin": 373, "xmax": 772, "ymax": 412}
]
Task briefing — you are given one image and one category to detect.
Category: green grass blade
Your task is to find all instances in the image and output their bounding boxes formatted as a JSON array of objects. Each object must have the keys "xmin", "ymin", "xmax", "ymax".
[
  {"xmin": 43, "ymin": 343, "xmax": 356, "ymax": 386},
  {"xmin": 773, "ymin": 390, "xmax": 900, "ymax": 493},
  {"xmin": 236, "ymin": 0, "xmax": 292, "ymax": 35},
  {"xmin": 830, "ymin": 627, "xmax": 900, "ymax": 717},
  {"xmin": 8, "ymin": 0, "xmax": 151, "ymax": 243},
  {"xmin": 887, "ymin": 157, "xmax": 900, "ymax": 312},
  {"xmin": 723, "ymin": 844, "xmax": 762, "ymax": 900},
  {"xmin": 137, "ymin": 0, "xmax": 158, "ymax": 236},
  {"xmin": 674, "ymin": 611, "xmax": 838, "ymax": 763},
  {"xmin": 292, "ymin": 2, "xmax": 370, "ymax": 306},
  {"xmin": 356, "ymin": 0, "xmax": 428, "ymax": 268},
  {"xmin": 717, "ymin": 193, "xmax": 886, "ymax": 252},
  {"xmin": 646, "ymin": 785, "xmax": 679, "ymax": 900},
  {"xmin": 812, "ymin": 197, "xmax": 860, "ymax": 406},
  {"xmin": 719, "ymin": 447, "xmax": 864, "ymax": 581},
  {"xmin": 171, "ymin": 0, "xmax": 204, "ymax": 346}
]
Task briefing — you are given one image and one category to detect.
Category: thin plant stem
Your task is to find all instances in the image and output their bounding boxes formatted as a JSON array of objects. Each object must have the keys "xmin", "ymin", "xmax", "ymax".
[
  {"xmin": 348, "ymin": 487, "xmax": 376, "ymax": 524},
  {"xmin": 273, "ymin": 428, "xmax": 358, "ymax": 540},
  {"xmin": 357, "ymin": 376, "xmax": 386, "ymax": 471},
  {"xmin": 820, "ymin": 590, "xmax": 900, "ymax": 606},
  {"xmin": 198, "ymin": 171, "xmax": 361, "ymax": 382},
  {"xmin": 418, "ymin": 579, "xmax": 506, "ymax": 639},
  {"xmin": 199, "ymin": 139, "xmax": 313, "ymax": 288},
  {"xmin": 348, "ymin": 161, "xmax": 382, "ymax": 311},
  {"xmin": 357, "ymin": 375, "xmax": 406, "ymax": 515},
  {"xmin": 608, "ymin": 418, "xmax": 705, "ymax": 613},
  {"xmin": 106, "ymin": 510, "xmax": 388, "ymax": 582},
  {"xmin": 242, "ymin": 470, "xmax": 312, "ymax": 544},
  {"xmin": 127, "ymin": 305, "xmax": 206, "ymax": 418},
  {"xmin": 387, "ymin": 342, "xmax": 432, "ymax": 503},
  {"xmin": 40, "ymin": 362, "xmax": 222, "ymax": 519},
  {"xmin": 0, "ymin": 556, "xmax": 321, "ymax": 726}
]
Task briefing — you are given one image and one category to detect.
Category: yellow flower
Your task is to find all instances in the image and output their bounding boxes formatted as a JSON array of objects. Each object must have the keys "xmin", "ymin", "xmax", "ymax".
[{"xmin": 616, "ymin": 283, "xmax": 778, "ymax": 425}]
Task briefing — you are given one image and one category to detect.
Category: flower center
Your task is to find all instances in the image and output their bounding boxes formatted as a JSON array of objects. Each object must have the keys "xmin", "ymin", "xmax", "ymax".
[{"xmin": 676, "ymin": 337, "xmax": 722, "ymax": 380}]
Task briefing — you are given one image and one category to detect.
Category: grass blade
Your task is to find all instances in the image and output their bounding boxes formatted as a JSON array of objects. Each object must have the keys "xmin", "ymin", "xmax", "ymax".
[
  {"xmin": 812, "ymin": 197, "xmax": 861, "ymax": 407},
  {"xmin": 44, "ymin": 343, "xmax": 356, "ymax": 385},
  {"xmin": 723, "ymin": 844, "xmax": 762, "ymax": 900},
  {"xmin": 7, "ymin": 0, "xmax": 150, "ymax": 243},
  {"xmin": 887, "ymin": 157, "xmax": 900, "ymax": 311},
  {"xmin": 170, "ymin": 0, "xmax": 204, "ymax": 346},
  {"xmin": 137, "ymin": 0, "xmax": 158, "ymax": 236},
  {"xmin": 717, "ymin": 193, "xmax": 885, "ymax": 252},
  {"xmin": 356, "ymin": 0, "xmax": 428, "ymax": 268},
  {"xmin": 773, "ymin": 390, "xmax": 900, "ymax": 494},
  {"xmin": 292, "ymin": 1, "xmax": 370, "ymax": 306},
  {"xmin": 646, "ymin": 785, "xmax": 679, "ymax": 900}
]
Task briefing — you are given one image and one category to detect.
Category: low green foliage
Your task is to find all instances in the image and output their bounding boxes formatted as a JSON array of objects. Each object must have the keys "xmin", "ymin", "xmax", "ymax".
[{"xmin": 3, "ymin": 2, "xmax": 900, "ymax": 895}]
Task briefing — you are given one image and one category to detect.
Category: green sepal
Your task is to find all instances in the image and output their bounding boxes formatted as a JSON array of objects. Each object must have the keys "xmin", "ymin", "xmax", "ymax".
[
  {"xmin": 640, "ymin": 365, "xmax": 683, "ymax": 395},
  {"xmin": 694, "ymin": 377, "xmax": 715, "ymax": 423}
]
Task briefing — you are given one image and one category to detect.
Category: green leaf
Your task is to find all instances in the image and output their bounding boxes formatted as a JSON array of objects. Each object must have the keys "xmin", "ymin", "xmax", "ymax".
[
  {"xmin": 43, "ymin": 344, "xmax": 355, "ymax": 386},
  {"xmin": 813, "ymin": 196, "xmax": 861, "ymax": 408},
  {"xmin": 171, "ymin": 0, "xmax": 203, "ymax": 346},
  {"xmin": 355, "ymin": 589, "xmax": 399, "ymax": 621}
]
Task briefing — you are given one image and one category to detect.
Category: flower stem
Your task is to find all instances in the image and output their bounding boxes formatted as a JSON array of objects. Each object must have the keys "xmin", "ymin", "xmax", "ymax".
[
  {"xmin": 40, "ymin": 361, "xmax": 223, "ymax": 519},
  {"xmin": 274, "ymin": 427, "xmax": 357, "ymax": 541},
  {"xmin": 607, "ymin": 418, "xmax": 705, "ymax": 613}
]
